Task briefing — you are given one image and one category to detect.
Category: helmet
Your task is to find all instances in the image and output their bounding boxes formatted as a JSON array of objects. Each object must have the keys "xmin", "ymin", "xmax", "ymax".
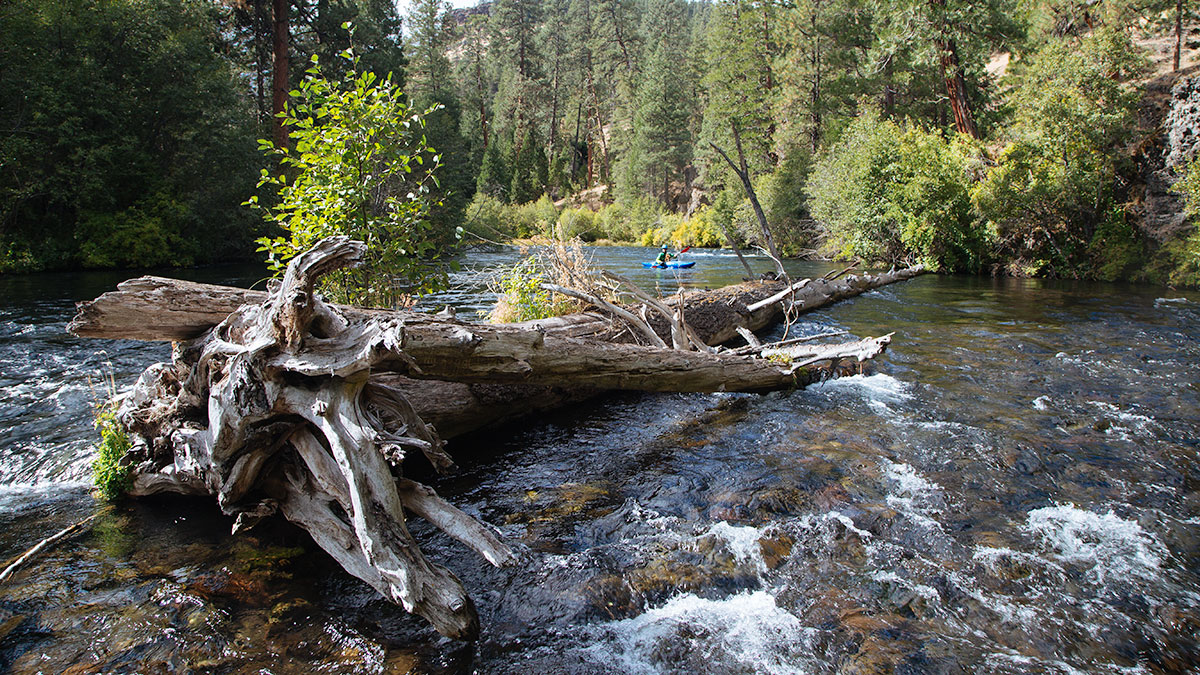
[{"xmin": 661, "ymin": 244, "xmax": 668, "ymax": 249}]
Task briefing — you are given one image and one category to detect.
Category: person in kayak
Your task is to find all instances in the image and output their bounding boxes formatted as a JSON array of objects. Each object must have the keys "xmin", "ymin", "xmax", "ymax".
[{"xmin": 654, "ymin": 244, "xmax": 673, "ymax": 267}]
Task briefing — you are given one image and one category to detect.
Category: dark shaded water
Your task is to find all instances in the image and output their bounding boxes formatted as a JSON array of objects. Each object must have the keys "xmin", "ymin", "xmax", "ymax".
[{"xmin": 1, "ymin": 247, "xmax": 1198, "ymax": 673}]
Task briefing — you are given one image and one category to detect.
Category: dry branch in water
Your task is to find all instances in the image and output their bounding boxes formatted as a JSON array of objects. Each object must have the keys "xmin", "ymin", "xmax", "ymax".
[{"xmin": 71, "ymin": 237, "xmax": 923, "ymax": 637}]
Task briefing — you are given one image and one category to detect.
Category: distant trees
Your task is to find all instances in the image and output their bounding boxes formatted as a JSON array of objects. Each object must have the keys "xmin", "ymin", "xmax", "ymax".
[
  {"xmin": 0, "ymin": 0, "xmax": 410, "ymax": 273},
  {"xmin": 1, "ymin": 0, "xmax": 1195, "ymax": 284},
  {"xmin": 0, "ymin": 0, "xmax": 261, "ymax": 272},
  {"xmin": 615, "ymin": 0, "xmax": 694, "ymax": 206}
]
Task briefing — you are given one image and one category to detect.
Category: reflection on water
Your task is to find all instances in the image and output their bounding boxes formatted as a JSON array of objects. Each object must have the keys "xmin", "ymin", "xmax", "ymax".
[{"xmin": 1, "ymin": 247, "xmax": 1198, "ymax": 673}]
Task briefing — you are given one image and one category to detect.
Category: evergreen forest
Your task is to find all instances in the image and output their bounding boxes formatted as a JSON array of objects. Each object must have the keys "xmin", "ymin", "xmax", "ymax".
[{"xmin": 3, "ymin": 0, "xmax": 1200, "ymax": 286}]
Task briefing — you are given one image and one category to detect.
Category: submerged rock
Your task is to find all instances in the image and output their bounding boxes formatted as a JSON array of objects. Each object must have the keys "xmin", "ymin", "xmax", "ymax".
[{"xmin": 0, "ymin": 607, "xmax": 24, "ymax": 643}]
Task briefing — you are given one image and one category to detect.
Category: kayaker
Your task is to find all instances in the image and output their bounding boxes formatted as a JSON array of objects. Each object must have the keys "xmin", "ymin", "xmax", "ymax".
[{"xmin": 654, "ymin": 244, "xmax": 673, "ymax": 267}]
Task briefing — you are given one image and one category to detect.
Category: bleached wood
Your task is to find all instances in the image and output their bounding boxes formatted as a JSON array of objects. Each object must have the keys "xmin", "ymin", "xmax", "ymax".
[
  {"xmin": 736, "ymin": 326, "xmax": 762, "ymax": 349},
  {"xmin": 540, "ymin": 282, "xmax": 667, "ymax": 348}
]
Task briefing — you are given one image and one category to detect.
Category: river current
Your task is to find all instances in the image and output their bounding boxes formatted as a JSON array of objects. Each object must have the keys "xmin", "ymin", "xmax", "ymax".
[{"xmin": 0, "ymin": 246, "xmax": 1197, "ymax": 673}]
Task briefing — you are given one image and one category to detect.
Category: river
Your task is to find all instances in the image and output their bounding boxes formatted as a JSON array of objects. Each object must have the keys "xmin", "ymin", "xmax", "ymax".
[{"xmin": 1, "ymin": 245, "xmax": 1197, "ymax": 673}]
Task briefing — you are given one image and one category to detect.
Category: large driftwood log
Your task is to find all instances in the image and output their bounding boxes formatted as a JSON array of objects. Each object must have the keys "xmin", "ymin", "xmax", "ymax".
[
  {"xmin": 70, "ymin": 260, "xmax": 925, "ymax": 436},
  {"xmin": 115, "ymin": 239, "xmax": 505, "ymax": 639},
  {"xmin": 88, "ymin": 237, "xmax": 912, "ymax": 640}
]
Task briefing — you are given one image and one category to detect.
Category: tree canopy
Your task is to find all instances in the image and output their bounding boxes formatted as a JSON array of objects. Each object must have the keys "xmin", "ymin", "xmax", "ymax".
[{"xmin": 1, "ymin": 0, "xmax": 1196, "ymax": 285}]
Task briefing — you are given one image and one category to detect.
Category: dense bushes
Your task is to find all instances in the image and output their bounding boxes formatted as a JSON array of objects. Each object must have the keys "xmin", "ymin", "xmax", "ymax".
[
  {"xmin": 808, "ymin": 111, "xmax": 989, "ymax": 272},
  {"xmin": 973, "ymin": 29, "xmax": 1146, "ymax": 279},
  {"xmin": 803, "ymin": 30, "xmax": 1158, "ymax": 280},
  {"xmin": 462, "ymin": 194, "xmax": 724, "ymax": 249},
  {"xmin": 1164, "ymin": 158, "xmax": 1200, "ymax": 286}
]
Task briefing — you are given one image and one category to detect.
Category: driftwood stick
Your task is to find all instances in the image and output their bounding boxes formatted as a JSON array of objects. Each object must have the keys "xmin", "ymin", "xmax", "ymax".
[
  {"xmin": 824, "ymin": 261, "xmax": 860, "ymax": 281},
  {"xmin": 746, "ymin": 277, "xmax": 813, "ymax": 313},
  {"xmin": 766, "ymin": 333, "xmax": 895, "ymax": 370},
  {"xmin": 729, "ymin": 330, "xmax": 849, "ymax": 356},
  {"xmin": 672, "ymin": 287, "xmax": 714, "ymax": 353},
  {"xmin": 623, "ymin": 276, "xmax": 689, "ymax": 349},
  {"xmin": 0, "ymin": 513, "xmax": 100, "ymax": 583},
  {"xmin": 600, "ymin": 270, "xmax": 712, "ymax": 352},
  {"xmin": 540, "ymin": 282, "xmax": 667, "ymax": 349},
  {"xmin": 395, "ymin": 478, "xmax": 516, "ymax": 568},
  {"xmin": 735, "ymin": 326, "xmax": 761, "ymax": 349}
]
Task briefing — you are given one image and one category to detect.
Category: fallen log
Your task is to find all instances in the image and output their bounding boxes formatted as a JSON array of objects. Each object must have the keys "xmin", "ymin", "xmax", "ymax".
[
  {"xmin": 69, "ymin": 260, "xmax": 925, "ymax": 436},
  {"xmin": 72, "ymin": 237, "xmax": 917, "ymax": 640}
]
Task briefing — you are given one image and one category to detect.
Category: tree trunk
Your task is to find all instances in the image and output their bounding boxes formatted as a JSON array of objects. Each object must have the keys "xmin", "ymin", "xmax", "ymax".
[
  {"xmin": 938, "ymin": 37, "xmax": 979, "ymax": 139},
  {"xmin": 929, "ymin": 0, "xmax": 979, "ymax": 139},
  {"xmin": 254, "ymin": 0, "xmax": 267, "ymax": 124},
  {"xmin": 883, "ymin": 54, "xmax": 895, "ymax": 115},
  {"xmin": 70, "ymin": 261, "xmax": 925, "ymax": 439},
  {"xmin": 716, "ymin": 221, "xmax": 758, "ymax": 280},
  {"xmin": 710, "ymin": 127, "xmax": 787, "ymax": 278},
  {"xmin": 271, "ymin": 0, "xmax": 289, "ymax": 149},
  {"xmin": 809, "ymin": 0, "xmax": 822, "ymax": 155},
  {"xmin": 586, "ymin": 64, "xmax": 610, "ymax": 187},
  {"xmin": 467, "ymin": 25, "xmax": 489, "ymax": 151},
  {"xmin": 69, "ymin": 283, "xmax": 892, "ymax": 393},
  {"xmin": 548, "ymin": 53, "xmax": 561, "ymax": 156}
]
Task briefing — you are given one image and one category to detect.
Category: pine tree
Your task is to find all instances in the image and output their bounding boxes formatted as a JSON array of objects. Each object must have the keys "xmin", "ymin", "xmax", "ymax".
[
  {"xmin": 869, "ymin": 0, "xmax": 1020, "ymax": 137},
  {"xmin": 477, "ymin": 141, "xmax": 511, "ymax": 198},
  {"xmin": 455, "ymin": 14, "xmax": 493, "ymax": 158},
  {"xmin": 698, "ymin": 0, "xmax": 781, "ymax": 183},
  {"xmin": 537, "ymin": 0, "xmax": 575, "ymax": 194},
  {"xmin": 406, "ymin": 0, "xmax": 454, "ymax": 100},
  {"xmin": 405, "ymin": 0, "xmax": 473, "ymax": 238},
  {"xmin": 774, "ymin": 0, "xmax": 874, "ymax": 155},
  {"xmin": 510, "ymin": 127, "xmax": 549, "ymax": 204},
  {"xmin": 616, "ymin": 0, "xmax": 694, "ymax": 206}
]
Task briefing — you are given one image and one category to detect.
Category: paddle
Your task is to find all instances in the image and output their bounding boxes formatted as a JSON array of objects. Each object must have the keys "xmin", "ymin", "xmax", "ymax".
[{"xmin": 679, "ymin": 245, "xmax": 691, "ymax": 254}]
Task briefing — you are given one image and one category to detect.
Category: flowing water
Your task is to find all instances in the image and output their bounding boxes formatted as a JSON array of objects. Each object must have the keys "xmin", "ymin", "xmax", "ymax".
[{"xmin": 1, "ymin": 247, "xmax": 1198, "ymax": 674}]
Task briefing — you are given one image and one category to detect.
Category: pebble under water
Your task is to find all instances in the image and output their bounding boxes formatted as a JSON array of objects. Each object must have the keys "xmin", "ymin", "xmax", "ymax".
[{"xmin": 0, "ymin": 247, "xmax": 1198, "ymax": 674}]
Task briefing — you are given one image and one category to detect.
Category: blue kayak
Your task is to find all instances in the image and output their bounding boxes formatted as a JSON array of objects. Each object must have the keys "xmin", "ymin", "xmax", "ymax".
[{"xmin": 643, "ymin": 261, "xmax": 695, "ymax": 269}]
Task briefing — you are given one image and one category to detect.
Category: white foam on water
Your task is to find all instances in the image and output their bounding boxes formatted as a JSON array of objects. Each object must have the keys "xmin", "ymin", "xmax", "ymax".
[
  {"xmin": 1025, "ymin": 504, "xmax": 1166, "ymax": 585},
  {"xmin": 871, "ymin": 570, "xmax": 941, "ymax": 603},
  {"xmin": 818, "ymin": 373, "xmax": 911, "ymax": 410},
  {"xmin": 588, "ymin": 590, "xmax": 816, "ymax": 675},
  {"xmin": 701, "ymin": 521, "xmax": 767, "ymax": 573},
  {"xmin": 968, "ymin": 586, "xmax": 1041, "ymax": 627},
  {"xmin": 0, "ymin": 481, "xmax": 91, "ymax": 514},
  {"xmin": 1032, "ymin": 395, "xmax": 1052, "ymax": 410},
  {"xmin": 986, "ymin": 651, "xmax": 1151, "ymax": 675},
  {"xmin": 882, "ymin": 460, "xmax": 944, "ymax": 518},
  {"xmin": 913, "ymin": 419, "xmax": 972, "ymax": 432},
  {"xmin": 822, "ymin": 510, "xmax": 873, "ymax": 539},
  {"xmin": 1154, "ymin": 296, "xmax": 1192, "ymax": 306},
  {"xmin": 1087, "ymin": 401, "xmax": 1158, "ymax": 439},
  {"xmin": 0, "ymin": 440, "xmax": 96, "ymax": 487},
  {"xmin": 972, "ymin": 545, "xmax": 1063, "ymax": 578},
  {"xmin": 957, "ymin": 555, "xmax": 1051, "ymax": 627}
]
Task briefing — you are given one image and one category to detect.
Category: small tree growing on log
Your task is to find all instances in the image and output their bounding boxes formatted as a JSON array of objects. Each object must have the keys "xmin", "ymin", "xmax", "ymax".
[{"xmin": 248, "ymin": 37, "xmax": 454, "ymax": 306}]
